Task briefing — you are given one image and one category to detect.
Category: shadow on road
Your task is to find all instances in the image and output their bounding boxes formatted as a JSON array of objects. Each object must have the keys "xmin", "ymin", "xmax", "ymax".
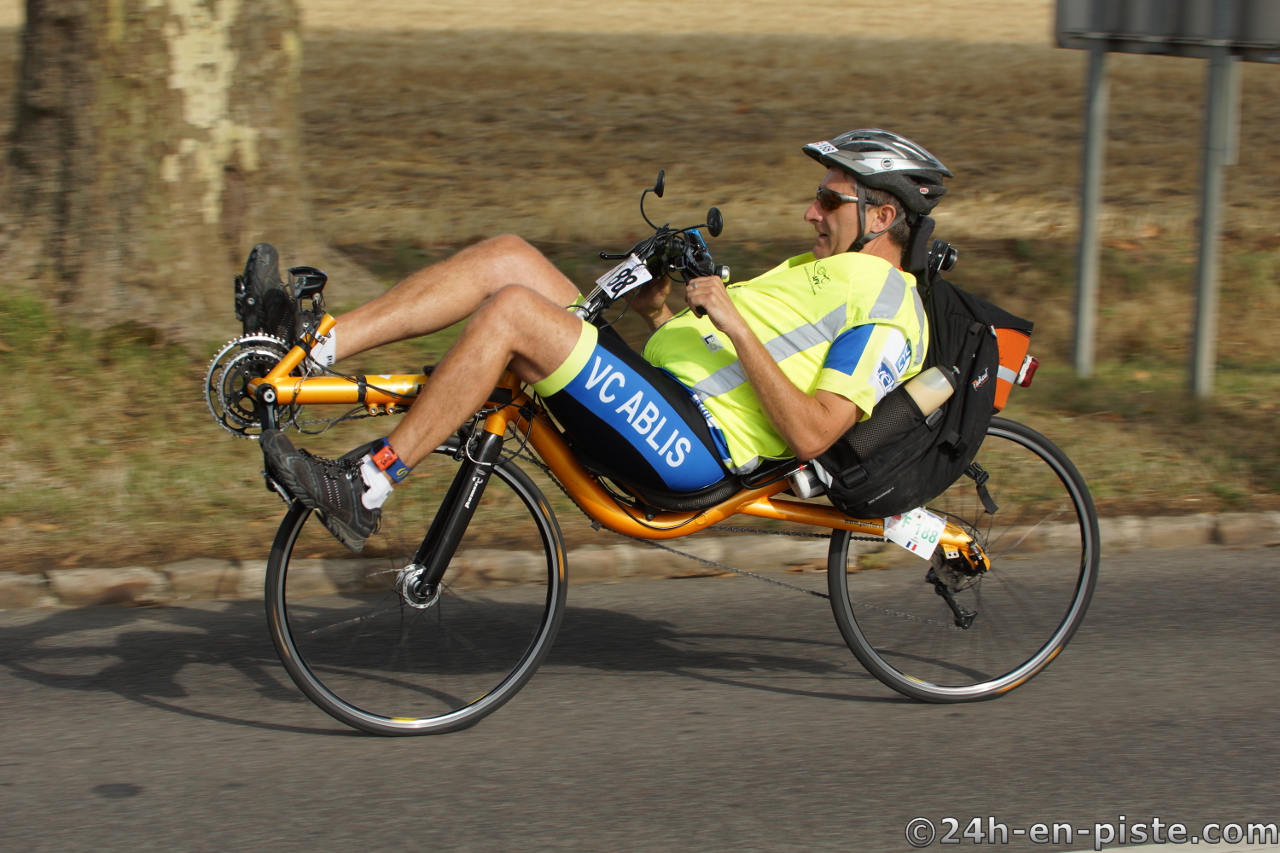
[
  {"xmin": 0, "ymin": 593, "xmax": 904, "ymax": 735},
  {"xmin": 551, "ymin": 604, "xmax": 908, "ymax": 704}
]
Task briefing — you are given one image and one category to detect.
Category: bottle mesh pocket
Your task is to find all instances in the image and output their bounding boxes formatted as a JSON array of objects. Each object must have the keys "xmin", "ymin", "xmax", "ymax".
[{"xmin": 845, "ymin": 386, "xmax": 925, "ymax": 461}]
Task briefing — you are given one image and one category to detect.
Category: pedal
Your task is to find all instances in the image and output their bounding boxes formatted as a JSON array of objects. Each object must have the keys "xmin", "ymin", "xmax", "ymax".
[{"xmin": 262, "ymin": 470, "xmax": 295, "ymax": 506}]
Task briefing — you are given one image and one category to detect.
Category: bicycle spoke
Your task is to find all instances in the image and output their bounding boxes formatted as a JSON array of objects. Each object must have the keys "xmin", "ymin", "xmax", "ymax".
[
  {"xmin": 266, "ymin": 447, "xmax": 566, "ymax": 735},
  {"xmin": 827, "ymin": 418, "xmax": 1099, "ymax": 702}
]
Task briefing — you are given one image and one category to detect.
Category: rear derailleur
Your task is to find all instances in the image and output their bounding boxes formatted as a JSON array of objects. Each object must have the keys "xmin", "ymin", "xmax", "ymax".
[{"xmin": 926, "ymin": 552, "xmax": 982, "ymax": 630}]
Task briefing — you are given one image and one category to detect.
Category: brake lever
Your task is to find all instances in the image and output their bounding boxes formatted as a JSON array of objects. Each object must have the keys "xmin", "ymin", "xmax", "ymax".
[{"xmin": 684, "ymin": 232, "xmax": 729, "ymax": 318}]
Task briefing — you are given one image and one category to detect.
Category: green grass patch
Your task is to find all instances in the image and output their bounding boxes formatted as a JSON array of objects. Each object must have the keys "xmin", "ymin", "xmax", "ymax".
[{"xmin": 1, "ymin": 236, "xmax": 1276, "ymax": 571}]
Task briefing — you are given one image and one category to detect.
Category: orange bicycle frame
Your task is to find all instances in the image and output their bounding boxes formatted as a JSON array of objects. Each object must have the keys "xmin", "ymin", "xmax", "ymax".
[{"xmin": 249, "ymin": 317, "xmax": 984, "ymax": 558}]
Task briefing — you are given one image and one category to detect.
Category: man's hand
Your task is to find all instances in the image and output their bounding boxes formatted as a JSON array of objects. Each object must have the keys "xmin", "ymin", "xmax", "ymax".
[
  {"xmin": 685, "ymin": 275, "xmax": 749, "ymax": 339},
  {"xmin": 633, "ymin": 274, "xmax": 673, "ymax": 333}
]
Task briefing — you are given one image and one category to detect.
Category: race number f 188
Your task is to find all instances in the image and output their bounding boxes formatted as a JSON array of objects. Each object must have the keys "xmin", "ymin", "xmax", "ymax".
[
  {"xmin": 595, "ymin": 254, "xmax": 653, "ymax": 299},
  {"xmin": 884, "ymin": 507, "xmax": 946, "ymax": 560}
]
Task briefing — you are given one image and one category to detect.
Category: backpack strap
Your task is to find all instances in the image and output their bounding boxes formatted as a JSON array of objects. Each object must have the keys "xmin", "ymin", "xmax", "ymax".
[
  {"xmin": 832, "ymin": 465, "xmax": 869, "ymax": 490},
  {"xmin": 964, "ymin": 462, "xmax": 999, "ymax": 515},
  {"xmin": 940, "ymin": 430, "xmax": 967, "ymax": 458}
]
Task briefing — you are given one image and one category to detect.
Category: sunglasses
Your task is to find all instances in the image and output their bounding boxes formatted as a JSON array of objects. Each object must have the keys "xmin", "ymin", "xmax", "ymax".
[{"xmin": 815, "ymin": 187, "xmax": 860, "ymax": 211}]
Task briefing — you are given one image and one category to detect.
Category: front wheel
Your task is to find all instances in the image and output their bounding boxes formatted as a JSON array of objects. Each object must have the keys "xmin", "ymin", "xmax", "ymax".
[
  {"xmin": 828, "ymin": 417, "xmax": 1100, "ymax": 702},
  {"xmin": 265, "ymin": 445, "xmax": 567, "ymax": 735}
]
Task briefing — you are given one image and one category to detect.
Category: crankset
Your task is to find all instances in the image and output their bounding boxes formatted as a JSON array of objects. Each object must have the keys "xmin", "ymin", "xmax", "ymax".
[{"xmin": 204, "ymin": 333, "xmax": 296, "ymax": 439}]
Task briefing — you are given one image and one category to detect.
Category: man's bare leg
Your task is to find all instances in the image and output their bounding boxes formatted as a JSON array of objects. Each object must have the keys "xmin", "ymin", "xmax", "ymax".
[
  {"xmin": 332, "ymin": 235, "xmax": 582, "ymax": 362},
  {"xmin": 261, "ymin": 247, "xmax": 586, "ymax": 551},
  {"xmin": 384, "ymin": 284, "xmax": 585, "ymax": 468}
]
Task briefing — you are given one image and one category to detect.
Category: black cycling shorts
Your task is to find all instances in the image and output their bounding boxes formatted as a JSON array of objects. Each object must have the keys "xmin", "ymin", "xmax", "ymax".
[{"xmin": 531, "ymin": 322, "xmax": 727, "ymax": 492}]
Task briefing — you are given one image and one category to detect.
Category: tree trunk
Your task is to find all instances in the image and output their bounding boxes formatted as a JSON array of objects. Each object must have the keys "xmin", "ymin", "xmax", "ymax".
[{"xmin": 4, "ymin": 0, "xmax": 356, "ymax": 341}]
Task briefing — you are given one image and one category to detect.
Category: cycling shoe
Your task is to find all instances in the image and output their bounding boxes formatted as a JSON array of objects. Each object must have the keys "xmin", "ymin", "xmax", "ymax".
[
  {"xmin": 261, "ymin": 429, "xmax": 380, "ymax": 553},
  {"xmin": 236, "ymin": 243, "xmax": 297, "ymax": 343}
]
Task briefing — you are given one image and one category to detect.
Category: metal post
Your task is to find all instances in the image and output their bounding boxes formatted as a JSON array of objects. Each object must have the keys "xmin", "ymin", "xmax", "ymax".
[
  {"xmin": 1225, "ymin": 42, "xmax": 1242, "ymax": 167},
  {"xmin": 1073, "ymin": 43, "xmax": 1109, "ymax": 378},
  {"xmin": 1190, "ymin": 49, "xmax": 1240, "ymax": 398}
]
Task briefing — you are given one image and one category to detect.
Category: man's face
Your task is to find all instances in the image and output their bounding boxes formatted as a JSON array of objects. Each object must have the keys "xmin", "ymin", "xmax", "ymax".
[{"xmin": 804, "ymin": 168, "xmax": 864, "ymax": 259}]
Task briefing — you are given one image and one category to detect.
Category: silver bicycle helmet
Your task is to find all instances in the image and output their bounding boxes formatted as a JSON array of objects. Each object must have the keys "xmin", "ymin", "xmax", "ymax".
[
  {"xmin": 803, "ymin": 128, "xmax": 952, "ymax": 217},
  {"xmin": 802, "ymin": 129, "xmax": 952, "ymax": 253}
]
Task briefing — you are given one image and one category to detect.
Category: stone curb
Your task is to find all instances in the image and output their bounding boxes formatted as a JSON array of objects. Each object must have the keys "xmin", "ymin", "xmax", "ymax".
[{"xmin": 2, "ymin": 513, "xmax": 1277, "ymax": 610}]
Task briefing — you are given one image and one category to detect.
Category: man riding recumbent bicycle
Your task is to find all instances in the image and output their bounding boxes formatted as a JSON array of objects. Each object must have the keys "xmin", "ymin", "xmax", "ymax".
[{"xmin": 206, "ymin": 129, "xmax": 1099, "ymax": 735}]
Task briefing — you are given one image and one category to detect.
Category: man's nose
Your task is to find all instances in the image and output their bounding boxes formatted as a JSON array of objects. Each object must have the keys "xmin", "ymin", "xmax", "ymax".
[{"xmin": 803, "ymin": 201, "xmax": 822, "ymax": 223}]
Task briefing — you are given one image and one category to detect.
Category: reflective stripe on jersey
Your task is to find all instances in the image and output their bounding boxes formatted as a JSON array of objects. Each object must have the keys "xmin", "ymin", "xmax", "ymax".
[
  {"xmin": 643, "ymin": 252, "xmax": 928, "ymax": 472},
  {"xmin": 869, "ymin": 268, "xmax": 907, "ymax": 319},
  {"xmin": 690, "ymin": 304, "xmax": 848, "ymax": 402}
]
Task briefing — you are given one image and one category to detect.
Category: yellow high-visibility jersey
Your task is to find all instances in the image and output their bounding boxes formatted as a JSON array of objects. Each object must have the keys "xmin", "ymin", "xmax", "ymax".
[{"xmin": 644, "ymin": 251, "xmax": 928, "ymax": 473}]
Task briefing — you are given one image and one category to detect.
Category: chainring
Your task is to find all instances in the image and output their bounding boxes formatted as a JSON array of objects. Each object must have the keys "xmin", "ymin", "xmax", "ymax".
[{"xmin": 205, "ymin": 334, "xmax": 296, "ymax": 439}]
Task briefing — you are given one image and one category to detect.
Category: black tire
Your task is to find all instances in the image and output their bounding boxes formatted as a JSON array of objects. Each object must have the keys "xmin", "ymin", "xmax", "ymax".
[
  {"xmin": 265, "ymin": 447, "xmax": 567, "ymax": 735},
  {"xmin": 827, "ymin": 417, "xmax": 1100, "ymax": 702}
]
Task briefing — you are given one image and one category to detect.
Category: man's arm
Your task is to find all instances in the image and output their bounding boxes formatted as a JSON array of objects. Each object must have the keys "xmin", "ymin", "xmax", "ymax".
[{"xmin": 685, "ymin": 276, "xmax": 862, "ymax": 460}]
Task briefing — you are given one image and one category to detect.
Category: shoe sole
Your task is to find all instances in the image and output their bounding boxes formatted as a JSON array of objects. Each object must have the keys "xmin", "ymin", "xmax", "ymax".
[{"xmin": 261, "ymin": 431, "xmax": 373, "ymax": 553}]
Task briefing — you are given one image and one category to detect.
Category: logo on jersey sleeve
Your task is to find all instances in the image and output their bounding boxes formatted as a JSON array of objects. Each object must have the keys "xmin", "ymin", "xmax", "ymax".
[{"xmin": 867, "ymin": 330, "xmax": 911, "ymax": 405}]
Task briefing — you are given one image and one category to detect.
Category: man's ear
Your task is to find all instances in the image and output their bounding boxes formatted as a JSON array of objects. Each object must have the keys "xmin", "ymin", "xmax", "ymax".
[{"xmin": 868, "ymin": 202, "xmax": 899, "ymax": 233}]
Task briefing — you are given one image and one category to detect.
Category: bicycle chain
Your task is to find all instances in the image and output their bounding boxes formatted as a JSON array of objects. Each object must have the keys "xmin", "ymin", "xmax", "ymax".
[
  {"xmin": 512, "ymin": 448, "xmax": 958, "ymax": 628},
  {"xmin": 623, "ymin": 534, "xmax": 832, "ymax": 599},
  {"xmin": 290, "ymin": 412, "xmax": 377, "ymax": 427},
  {"xmin": 513, "ymin": 446, "xmax": 831, "ymax": 599}
]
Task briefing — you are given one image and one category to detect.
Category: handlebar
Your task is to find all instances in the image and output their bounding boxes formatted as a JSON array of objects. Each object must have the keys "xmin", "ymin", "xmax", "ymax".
[{"xmin": 576, "ymin": 172, "xmax": 727, "ymax": 324}]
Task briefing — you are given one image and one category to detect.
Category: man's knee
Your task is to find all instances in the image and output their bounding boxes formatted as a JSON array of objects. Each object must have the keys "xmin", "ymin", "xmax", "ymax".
[
  {"xmin": 477, "ymin": 233, "xmax": 540, "ymax": 263},
  {"xmin": 475, "ymin": 283, "xmax": 546, "ymax": 324}
]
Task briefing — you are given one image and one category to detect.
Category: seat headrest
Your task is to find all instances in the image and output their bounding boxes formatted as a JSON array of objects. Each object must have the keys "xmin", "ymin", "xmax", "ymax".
[{"xmin": 904, "ymin": 216, "xmax": 936, "ymax": 283}]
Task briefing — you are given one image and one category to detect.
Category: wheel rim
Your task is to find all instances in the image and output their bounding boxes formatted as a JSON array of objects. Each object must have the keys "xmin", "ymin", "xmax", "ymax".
[
  {"xmin": 269, "ymin": 453, "xmax": 565, "ymax": 733},
  {"xmin": 833, "ymin": 419, "xmax": 1098, "ymax": 699}
]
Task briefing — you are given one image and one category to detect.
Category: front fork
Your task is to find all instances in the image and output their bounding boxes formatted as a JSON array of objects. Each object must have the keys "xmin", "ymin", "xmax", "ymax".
[
  {"xmin": 400, "ymin": 429, "xmax": 505, "ymax": 605},
  {"xmin": 260, "ymin": 399, "xmax": 505, "ymax": 606}
]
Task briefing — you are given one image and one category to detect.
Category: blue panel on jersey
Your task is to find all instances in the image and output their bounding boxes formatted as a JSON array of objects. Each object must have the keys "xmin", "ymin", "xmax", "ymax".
[
  {"xmin": 561, "ymin": 348, "xmax": 726, "ymax": 491},
  {"xmin": 823, "ymin": 324, "xmax": 876, "ymax": 375}
]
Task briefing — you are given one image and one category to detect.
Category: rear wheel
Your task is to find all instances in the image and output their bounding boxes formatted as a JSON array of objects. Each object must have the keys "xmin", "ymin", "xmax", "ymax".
[
  {"xmin": 265, "ymin": 444, "xmax": 567, "ymax": 735},
  {"xmin": 828, "ymin": 417, "xmax": 1099, "ymax": 702}
]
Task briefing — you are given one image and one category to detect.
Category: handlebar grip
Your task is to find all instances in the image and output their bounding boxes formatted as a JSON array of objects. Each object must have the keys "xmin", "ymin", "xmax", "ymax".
[
  {"xmin": 714, "ymin": 265, "xmax": 730, "ymax": 282},
  {"xmin": 693, "ymin": 306, "xmax": 706, "ymax": 319}
]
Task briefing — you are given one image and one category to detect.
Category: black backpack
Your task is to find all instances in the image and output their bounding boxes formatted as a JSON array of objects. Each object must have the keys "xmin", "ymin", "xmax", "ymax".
[{"xmin": 814, "ymin": 219, "xmax": 1033, "ymax": 519}]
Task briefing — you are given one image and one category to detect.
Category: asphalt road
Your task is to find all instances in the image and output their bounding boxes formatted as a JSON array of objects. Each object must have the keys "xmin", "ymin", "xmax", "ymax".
[{"xmin": 2, "ymin": 544, "xmax": 1279, "ymax": 853}]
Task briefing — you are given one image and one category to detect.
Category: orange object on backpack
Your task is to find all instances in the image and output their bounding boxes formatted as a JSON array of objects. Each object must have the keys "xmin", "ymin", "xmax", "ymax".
[{"xmin": 992, "ymin": 327, "xmax": 1031, "ymax": 412}]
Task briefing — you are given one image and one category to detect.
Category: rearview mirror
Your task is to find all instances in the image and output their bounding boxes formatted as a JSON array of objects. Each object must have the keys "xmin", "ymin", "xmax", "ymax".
[
  {"xmin": 288, "ymin": 265, "xmax": 328, "ymax": 299},
  {"xmin": 653, "ymin": 169, "xmax": 665, "ymax": 198},
  {"xmin": 706, "ymin": 206, "xmax": 723, "ymax": 238}
]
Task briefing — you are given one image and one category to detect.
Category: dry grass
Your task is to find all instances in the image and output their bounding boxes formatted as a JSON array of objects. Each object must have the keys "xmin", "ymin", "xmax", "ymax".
[
  {"xmin": 297, "ymin": 0, "xmax": 1053, "ymax": 43},
  {"xmin": 296, "ymin": 27, "xmax": 1280, "ymax": 247},
  {"xmin": 0, "ymin": 2, "xmax": 1278, "ymax": 572},
  {"xmin": 3, "ymin": 2, "xmax": 1277, "ymax": 245},
  {"xmin": 0, "ymin": 1, "xmax": 1057, "ymax": 40}
]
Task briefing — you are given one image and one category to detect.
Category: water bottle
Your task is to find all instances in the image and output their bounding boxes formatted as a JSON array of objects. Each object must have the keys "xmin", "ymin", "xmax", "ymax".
[{"xmin": 903, "ymin": 366, "xmax": 956, "ymax": 420}]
